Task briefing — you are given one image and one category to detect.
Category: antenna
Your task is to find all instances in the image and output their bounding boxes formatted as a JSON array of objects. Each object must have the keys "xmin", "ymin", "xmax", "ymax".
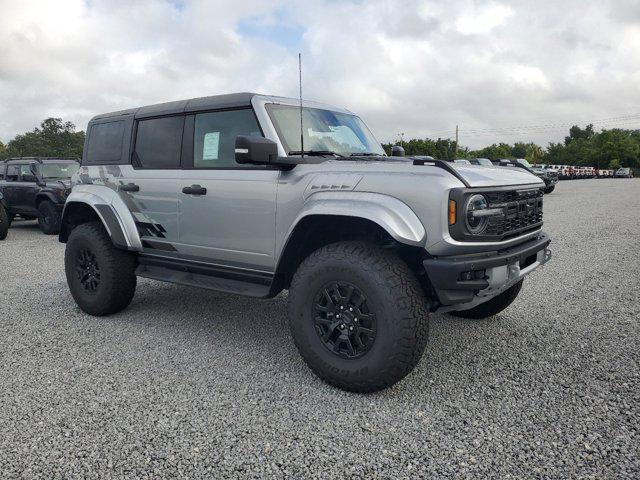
[{"xmin": 299, "ymin": 52, "xmax": 304, "ymax": 158}]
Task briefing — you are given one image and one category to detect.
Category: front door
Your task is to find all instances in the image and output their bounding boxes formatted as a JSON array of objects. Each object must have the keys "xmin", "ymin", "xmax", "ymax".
[
  {"xmin": 177, "ymin": 109, "xmax": 278, "ymax": 272},
  {"xmin": 16, "ymin": 164, "xmax": 39, "ymax": 214}
]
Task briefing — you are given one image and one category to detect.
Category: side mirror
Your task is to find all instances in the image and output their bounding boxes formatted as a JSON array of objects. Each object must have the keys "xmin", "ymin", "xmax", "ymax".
[
  {"xmin": 391, "ymin": 145, "xmax": 405, "ymax": 157},
  {"xmin": 235, "ymin": 135, "xmax": 278, "ymax": 165}
]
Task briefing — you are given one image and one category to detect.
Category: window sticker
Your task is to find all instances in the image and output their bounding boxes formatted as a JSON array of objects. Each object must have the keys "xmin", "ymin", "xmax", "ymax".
[{"xmin": 202, "ymin": 132, "xmax": 220, "ymax": 160}]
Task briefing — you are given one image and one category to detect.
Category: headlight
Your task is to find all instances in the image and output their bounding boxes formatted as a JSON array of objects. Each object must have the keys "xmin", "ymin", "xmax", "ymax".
[{"xmin": 465, "ymin": 194, "xmax": 489, "ymax": 234}]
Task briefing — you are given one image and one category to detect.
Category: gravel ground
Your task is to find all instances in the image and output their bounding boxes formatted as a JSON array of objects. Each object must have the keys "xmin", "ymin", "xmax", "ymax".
[{"xmin": 1, "ymin": 178, "xmax": 639, "ymax": 479}]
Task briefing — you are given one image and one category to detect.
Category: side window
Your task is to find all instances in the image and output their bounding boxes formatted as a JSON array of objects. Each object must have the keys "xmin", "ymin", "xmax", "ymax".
[
  {"xmin": 134, "ymin": 116, "xmax": 184, "ymax": 169},
  {"xmin": 193, "ymin": 109, "xmax": 262, "ymax": 168},
  {"xmin": 0, "ymin": 165, "xmax": 4, "ymax": 180},
  {"xmin": 86, "ymin": 120, "xmax": 125, "ymax": 164},
  {"xmin": 6, "ymin": 165, "xmax": 20, "ymax": 181},
  {"xmin": 20, "ymin": 164, "xmax": 37, "ymax": 182}
]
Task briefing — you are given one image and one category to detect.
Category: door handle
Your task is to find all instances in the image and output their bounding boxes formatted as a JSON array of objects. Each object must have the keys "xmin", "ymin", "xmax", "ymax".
[
  {"xmin": 182, "ymin": 184, "xmax": 207, "ymax": 195},
  {"xmin": 119, "ymin": 183, "xmax": 140, "ymax": 192}
]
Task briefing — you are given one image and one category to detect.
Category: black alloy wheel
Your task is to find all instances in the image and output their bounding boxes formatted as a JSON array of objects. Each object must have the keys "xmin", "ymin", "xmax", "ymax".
[
  {"xmin": 76, "ymin": 248, "xmax": 101, "ymax": 293},
  {"xmin": 313, "ymin": 281, "xmax": 377, "ymax": 359}
]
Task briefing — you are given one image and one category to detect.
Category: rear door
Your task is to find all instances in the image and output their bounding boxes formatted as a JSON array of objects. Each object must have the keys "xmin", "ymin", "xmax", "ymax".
[
  {"xmin": 177, "ymin": 108, "xmax": 279, "ymax": 271},
  {"xmin": 119, "ymin": 115, "xmax": 184, "ymax": 251}
]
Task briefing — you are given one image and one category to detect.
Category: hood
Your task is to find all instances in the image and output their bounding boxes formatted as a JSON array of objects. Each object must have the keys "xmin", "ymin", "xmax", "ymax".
[
  {"xmin": 313, "ymin": 156, "xmax": 544, "ymax": 188},
  {"xmin": 52, "ymin": 179, "xmax": 72, "ymax": 188},
  {"xmin": 448, "ymin": 164, "xmax": 542, "ymax": 187},
  {"xmin": 380, "ymin": 156, "xmax": 543, "ymax": 187}
]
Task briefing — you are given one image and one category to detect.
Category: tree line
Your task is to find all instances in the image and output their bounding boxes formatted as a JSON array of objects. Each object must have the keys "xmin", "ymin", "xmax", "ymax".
[
  {"xmin": 1, "ymin": 118, "xmax": 638, "ymax": 171},
  {"xmin": 382, "ymin": 124, "xmax": 640, "ymax": 170},
  {"xmin": 0, "ymin": 118, "xmax": 85, "ymax": 160}
]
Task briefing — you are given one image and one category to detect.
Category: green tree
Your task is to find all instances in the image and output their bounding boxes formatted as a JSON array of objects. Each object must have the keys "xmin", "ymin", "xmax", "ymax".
[
  {"xmin": 511, "ymin": 142, "xmax": 528, "ymax": 158},
  {"xmin": 565, "ymin": 124, "xmax": 594, "ymax": 145},
  {"xmin": 6, "ymin": 118, "xmax": 84, "ymax": 159},
  {"xmin": 0, "ymin": 140, "xmax": 6, "ymax": 159}
]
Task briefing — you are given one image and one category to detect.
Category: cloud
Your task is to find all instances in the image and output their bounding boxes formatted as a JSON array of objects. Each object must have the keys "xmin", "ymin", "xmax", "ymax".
[{"xmin": 0, "ymin": 0, "xmax": 639, "ymax": 149}]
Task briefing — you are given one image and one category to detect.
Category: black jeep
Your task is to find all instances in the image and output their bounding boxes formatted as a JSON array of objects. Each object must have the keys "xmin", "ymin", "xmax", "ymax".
[{"xmin": 0, "ymin": 158, "xmax": 79, "ymax": 235}]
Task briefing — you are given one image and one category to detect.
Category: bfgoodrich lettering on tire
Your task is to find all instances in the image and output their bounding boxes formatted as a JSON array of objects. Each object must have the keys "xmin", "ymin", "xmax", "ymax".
[
  {"xmin": 288, "ymin": 241, "xmax": 429, "ymax": 393},
  {"xmin": 65, "ymin": 222, "xmax": 137, "ymax": 316}
]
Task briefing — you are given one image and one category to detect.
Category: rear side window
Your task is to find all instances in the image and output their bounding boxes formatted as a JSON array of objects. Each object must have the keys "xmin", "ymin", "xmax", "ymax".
[
  {"xmin": 86, "ymin": 120, "xmax": 125, "ymax": 164},
  {"xmin": 193, "ymin": 109, "xmax": 262, "ymax": 168},
  {"xmin": 134, "ymin": 116, "xmax": 184, "ymax": 169},
  {"xmin": 5, "ymin": 165, "xmax": 19, "ymax": 181}
]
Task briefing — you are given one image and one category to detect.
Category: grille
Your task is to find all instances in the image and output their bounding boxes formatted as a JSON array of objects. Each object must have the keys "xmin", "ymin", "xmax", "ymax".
[{"xmin": 483, "ymin": 188, "xmax": 543, "ymax": 238}]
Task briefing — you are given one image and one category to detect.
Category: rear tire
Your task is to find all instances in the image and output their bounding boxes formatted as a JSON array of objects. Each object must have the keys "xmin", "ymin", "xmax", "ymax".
[
  {"xmin": 38, "ymin": 201, "xmax": 61, "ymax": 235},
  {"xmin": 288, "ymin": 241, "xmax": 429, "ymax": 393},
  {"xmin": 0, "ymin": 204, "xmax": 8, "ymax": 240},
  {"xmin": 450, "ymin": 280, "xmax": 523, "ymax": 319},
  {"xmin": 544, "ymin": 185, "xmax": 555, "ymax": 194},
  {"xmin": 65, "ymin": 222, "xmax": 137, "ymax": 316}
]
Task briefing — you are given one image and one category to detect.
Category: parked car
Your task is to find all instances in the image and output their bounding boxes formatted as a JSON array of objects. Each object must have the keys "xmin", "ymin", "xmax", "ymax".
[
  {"xmin": 0, "ymin": 191, "xmax": 8, "ymax": 240},
  {"xmin": 614, "ymin": 167, "xmax": 633, "ymax": 178},
  {"xmin": 0, "ymin": 158, "xmax": 80, "ymax": 234},
  {"xmin": 59, "ymin": 92, "xmax": 552, "ymax": 392},
  {"xmin": 596, "ymin": 169, "xmax": 614, "ymax": 178},
  {"xmin": 453, "ymin": 159, "xmax": 471, "ymax": 165}
]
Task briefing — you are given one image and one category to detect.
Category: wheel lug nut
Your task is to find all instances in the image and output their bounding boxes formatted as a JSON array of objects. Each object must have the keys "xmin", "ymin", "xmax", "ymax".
[
  {"xmin": 340, "ymin": 306, "xmax": 344, "ymax": 310},
  {"xmin": 349, "ymin": 326, "xmax": 354, "ymax": 331},
  {"xmin": 349, "ymin": 307, "xmax": 353, "ymax": 312},
  {"xmin": 340, "ymin": 324, "xmax": 345, "ymax": 329},
  {"xmin": 354, "ymin": 318, "xmax": 358, "ymax": 322}
]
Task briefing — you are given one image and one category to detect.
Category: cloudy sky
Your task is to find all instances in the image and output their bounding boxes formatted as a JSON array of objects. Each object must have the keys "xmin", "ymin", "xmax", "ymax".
[{"xmin": 1, "ymin": 0, "xmax": 639, "ymax": 148}]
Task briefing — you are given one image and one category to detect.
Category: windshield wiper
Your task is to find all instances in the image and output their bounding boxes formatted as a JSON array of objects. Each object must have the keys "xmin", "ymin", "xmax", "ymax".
[
  {"xmin": 349, "ymin": 152, "xmax": 381, "ymax": 157},
  {"xmin": 288, "ymin": 150, "xmax": 345, "ymax": 158}
]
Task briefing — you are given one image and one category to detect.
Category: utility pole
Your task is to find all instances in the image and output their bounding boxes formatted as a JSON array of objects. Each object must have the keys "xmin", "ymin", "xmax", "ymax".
[{"xmin": 455, "ymin": 125, "xmax": 459, "ymax": 157}]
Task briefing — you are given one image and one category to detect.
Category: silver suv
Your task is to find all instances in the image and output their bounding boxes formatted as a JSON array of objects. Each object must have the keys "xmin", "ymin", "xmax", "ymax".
[{"xmin": 60, "ymin": 93, "xmax": 551, "ymax": 392}]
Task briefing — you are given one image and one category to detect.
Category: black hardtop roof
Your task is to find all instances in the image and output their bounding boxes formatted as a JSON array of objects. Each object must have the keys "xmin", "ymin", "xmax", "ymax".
[
  {"xmin": 91, "ymin": 92, "xmax": 259, "ymax": 121},
  {"xmin": 2, "ymin": 157, "xmax": 79, "ymax": 163}
]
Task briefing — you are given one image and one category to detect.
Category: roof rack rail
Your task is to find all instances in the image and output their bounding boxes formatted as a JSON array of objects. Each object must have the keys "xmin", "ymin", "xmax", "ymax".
[{"xmin": 412, "ymin": 157, "xmax": 471, "ymax": 188}]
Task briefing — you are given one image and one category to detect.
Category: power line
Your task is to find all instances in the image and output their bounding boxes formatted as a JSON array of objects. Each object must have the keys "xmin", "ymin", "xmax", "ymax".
[{"xmin": 422, "ymin": 113, "xmax": 640, "ymax": 139}]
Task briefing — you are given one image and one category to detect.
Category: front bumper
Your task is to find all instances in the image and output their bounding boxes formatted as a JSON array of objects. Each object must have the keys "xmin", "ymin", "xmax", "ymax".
[{"xmin": 423, "ymin": 232, "xmax": 551, "ymax": 309}]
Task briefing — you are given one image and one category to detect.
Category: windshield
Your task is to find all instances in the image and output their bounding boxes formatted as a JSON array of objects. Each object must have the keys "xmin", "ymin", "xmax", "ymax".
[
  {"xmin": 39, "ymin": 162, "xmax": 79, "ymax": 179},
  {"xmin": 267, "ymin": 104, "xmax": 385, "ymax": 156},
  {"xmin": 476, "ymin": 158, "xmax": 493, "ymax": 166}
]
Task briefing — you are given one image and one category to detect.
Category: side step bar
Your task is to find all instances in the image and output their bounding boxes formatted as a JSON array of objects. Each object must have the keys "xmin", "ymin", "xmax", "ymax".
[{"xmin": 136, "ymin": 256, "xmax": 273, "ymax": 298}]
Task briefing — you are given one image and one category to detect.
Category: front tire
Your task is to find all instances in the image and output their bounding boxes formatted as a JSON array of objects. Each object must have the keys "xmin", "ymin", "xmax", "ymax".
[
  {"xmin": 544, "ymin": 185, "xmax": 555, "ymax": 194},
  {"xmin": 288, "ymin": 241, "xmax": 429, "ymax": 393},
  {"xmin": 0, "ymin": 204, "xmax": 8, "ymax": 240},
  {"xmin": 65, "ymin": 222, "xmax": 137, "ymax": 316},
  {"xmin": 38, "ymin": 201, "xmax": 61, "ymax": 235},
  {"xmin": 450, "ymin": 280, "xmax": 524, "ymax": 319}
]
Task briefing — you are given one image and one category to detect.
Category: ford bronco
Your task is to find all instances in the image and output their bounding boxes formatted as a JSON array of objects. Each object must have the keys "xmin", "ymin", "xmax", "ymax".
[
  {"xmin": 0, "ymin": 157, "xmax": 79, "ymax": 234},
  {"xmin": 60, "ymin": 93, "xmax": 551, "ymax": 392}
]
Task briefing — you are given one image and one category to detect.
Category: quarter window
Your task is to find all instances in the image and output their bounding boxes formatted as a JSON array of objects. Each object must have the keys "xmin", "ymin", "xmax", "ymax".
[
  {"xmin": 134, "ymin": 116, "xmax": 185, "ymax": 169},
  {"xmin": 86, "ymin": 120, "xmax": 125, "ymax": 164},
  {"xmin": 193, "ymin": 109, "xmax": 262, "ymax": 168}
]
